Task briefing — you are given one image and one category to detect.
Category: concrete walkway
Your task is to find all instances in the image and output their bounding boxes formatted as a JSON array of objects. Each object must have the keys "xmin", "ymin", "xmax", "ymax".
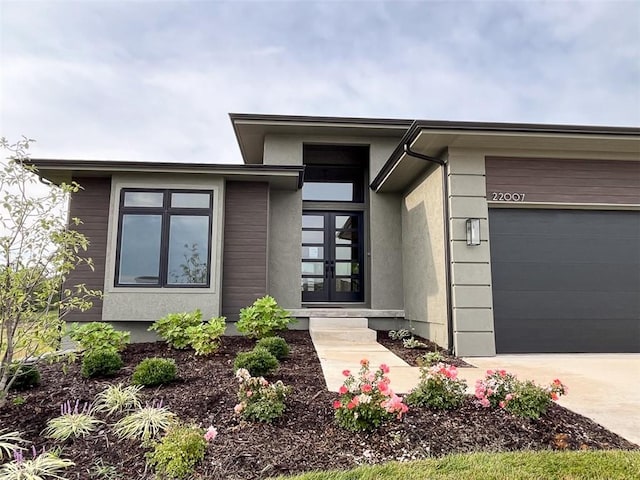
[{"xmin": 309, "ymin": 319, "xmax": 639, "ymax": 446}]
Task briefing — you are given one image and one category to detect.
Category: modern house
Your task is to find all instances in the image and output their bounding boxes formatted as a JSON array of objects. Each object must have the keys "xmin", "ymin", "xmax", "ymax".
[{"xmin": 30, "ymin": 114, "xmax": 640, "ymax": 356}]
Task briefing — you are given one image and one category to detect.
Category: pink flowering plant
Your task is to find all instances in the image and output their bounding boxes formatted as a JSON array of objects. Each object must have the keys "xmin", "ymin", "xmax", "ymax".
[
  {"xmin": 333, "ymin": 359, "xmax": 408, "ymax": 432},
  {"xmin": 406, "ymin": 362, "xmax": 467, "ymax": 410},
  {"xmin": 234, "ymin": 368, "xmax": 291, "ymax": 423},
  {"xmin": 475, "ymin": 369, "xmax": 568, "ymax": 419}
]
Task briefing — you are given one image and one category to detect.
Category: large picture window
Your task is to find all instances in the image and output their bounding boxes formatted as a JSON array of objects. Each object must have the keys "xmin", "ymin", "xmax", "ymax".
[{"xmin": 115, "ymin": 189, "xmax": 213, "ymax": 287}]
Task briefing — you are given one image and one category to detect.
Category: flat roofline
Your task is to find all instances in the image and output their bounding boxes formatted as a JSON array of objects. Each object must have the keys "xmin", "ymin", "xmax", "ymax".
[
  {"xmin": 229, "ymin": 112, "xmax": 413, "ymax": 127},
  {"xmin": 370, "ymin": 120, "xmax": 640, "ymax": 191}
]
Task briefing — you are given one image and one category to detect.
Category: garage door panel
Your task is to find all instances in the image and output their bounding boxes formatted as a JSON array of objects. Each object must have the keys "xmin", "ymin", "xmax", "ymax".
[
  {"xmin": 490, "ymin": 209, "xmax": 640, "ymax": 353},
  {"xmin": 495, "ymin": 318, "xmax": 640, "ymax": 353},
  {"xmin": 491, "ymin": 262, "xmax": 640, "ymax": 293},
  {"xmin": 492, "ymin": 291, "xmax": 640, "ymax": 320}
]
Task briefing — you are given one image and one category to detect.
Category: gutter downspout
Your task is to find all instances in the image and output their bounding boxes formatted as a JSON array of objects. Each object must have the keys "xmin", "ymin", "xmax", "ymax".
[{"xmin": 402, "ymin": 144, "xmax": 455, "ymax": 356}]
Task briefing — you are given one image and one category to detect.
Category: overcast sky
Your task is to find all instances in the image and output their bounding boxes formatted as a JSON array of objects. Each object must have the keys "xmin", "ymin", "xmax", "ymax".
[{"xmin": 1, "ymin": 0, "xmax": 639, "ymax": 164}]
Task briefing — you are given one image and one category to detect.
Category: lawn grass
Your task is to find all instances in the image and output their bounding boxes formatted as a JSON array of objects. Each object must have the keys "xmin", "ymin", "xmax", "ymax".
[
  {"xmin": 0, "ymin": 311, "xmax": 60, "ymax": 360},
  {"xmin": 273, "ymin": 451, "xmax": 640, "ymax": 480}
]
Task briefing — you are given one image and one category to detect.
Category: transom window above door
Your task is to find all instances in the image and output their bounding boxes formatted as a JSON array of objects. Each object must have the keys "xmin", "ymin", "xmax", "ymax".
[
  {"xmin": 302, "ymin": 165, "xmax": 364, "ymax": 202},
  {"xmin": 115, "ymin": 189, "xmax": 213, "ymax": 288}
]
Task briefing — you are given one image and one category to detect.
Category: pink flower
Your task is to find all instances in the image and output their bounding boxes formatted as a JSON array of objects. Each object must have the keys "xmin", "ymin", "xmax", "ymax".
[
  {"xmin": 381, "ymin": 393, "xmax": 408, "ymax": 419},
  {"xmin": 480, "ymin": 397, "xmax": 490, "ymax": 408},
  {"xmin": 551, "ymin": 393, "xmax": 559, "ymax": 401},
  {"xmin": 233, "ymin": 403, "xmax": 244, "ymax": 414},
  {"xmin": 339, "ymin": 385, "xmax": 348, "ymax": 395},
  {"xmin": 347, "ymin": 401, "xmax": 356, "ymax": 410},
  {"xmin": 486, "ymin": 369, "xmax": 494, "ymax": 376},
  {"xmin": 378, "ymin": 381, "xmax": 389, "ymax": 393},
  {"xmin": 486, "ymin": 389, "xmax": 494, "ymax": 396},
  {"xmin": 379, "ymin": 364, "xmax": 390, "ymax": 374},
  {"xmin": 351, "ymin": 396, "xmax": 360, "ymax": 406},
  {"xmin": 246, "ymin": 390, "xmax": 253, "ymax": 397},
  {"xmin": 342, "ymin": 369, "xmax": 351, "ymax": 377},
  {"xmin": 204, "ymin": 426, "xmax": 218, "ymax": 442},
  {"xmin": 498, "ymin": 369, "xmax": 507, "ymax": 377},
  {"xmin": 361, "ymin": 384, "xmax": 372, "ymax": 393},
  {"xmin": 360, "ymin": 358, "xmax": 369, "ymax": 367},
  {"xmin": 333, "ymin": 400, "xmax": 341, "ymax": 409},
  {"xmin": 505, "ymin": 394, "xmax": 513, "ymax": 401},
  {"xmin": 498, "ymin": 401, "xmax": 506, "ymax": 409}
]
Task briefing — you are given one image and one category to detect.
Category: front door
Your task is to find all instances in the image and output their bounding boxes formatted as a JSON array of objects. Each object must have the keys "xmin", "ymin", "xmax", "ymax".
[{"xmin": 302, "ymin": 211, "xmax": 364, "ymax": 303}]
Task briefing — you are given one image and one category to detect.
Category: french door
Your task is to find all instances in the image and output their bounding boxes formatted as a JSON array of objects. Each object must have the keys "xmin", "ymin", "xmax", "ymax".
[{"xmin": 301, "ymin": 211, "xmax": 364, "ymax": 303}]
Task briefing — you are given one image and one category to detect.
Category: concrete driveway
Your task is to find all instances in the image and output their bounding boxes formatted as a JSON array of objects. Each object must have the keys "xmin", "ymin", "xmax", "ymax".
[{"xmin": 460, "ymin": 354, "xmax": 640, "ymax": 446}]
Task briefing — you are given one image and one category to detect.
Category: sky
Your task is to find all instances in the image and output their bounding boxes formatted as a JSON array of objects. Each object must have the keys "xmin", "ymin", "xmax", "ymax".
[{"xmin": 1, "ymin": 0, "xmax": 639, "ymax": 164}]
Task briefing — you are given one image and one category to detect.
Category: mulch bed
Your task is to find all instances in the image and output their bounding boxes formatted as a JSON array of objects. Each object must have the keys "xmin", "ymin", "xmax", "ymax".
[
  {"xmin": 377, "ymin": 331, "xmax": 473, "ymax": 368},
  {"xmin": 1, "ymin": 331, "xmax": 636, "ymax": 479}
]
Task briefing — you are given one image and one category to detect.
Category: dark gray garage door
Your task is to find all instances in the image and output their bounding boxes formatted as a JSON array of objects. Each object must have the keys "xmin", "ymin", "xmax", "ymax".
[{"xmin": 490, "ymin": 209, "xmax": 640, "ymax": 353}]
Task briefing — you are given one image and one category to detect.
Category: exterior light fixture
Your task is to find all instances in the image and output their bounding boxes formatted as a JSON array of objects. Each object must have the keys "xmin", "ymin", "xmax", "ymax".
[{"xmin": 466, "ymin": 218, "xmax": 481, "ymax": 246}]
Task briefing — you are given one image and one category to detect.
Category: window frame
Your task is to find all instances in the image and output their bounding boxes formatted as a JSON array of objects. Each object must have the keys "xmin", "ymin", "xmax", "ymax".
[{"xmin": 114, "ymin": 188, "xmax": 214, "ymax": 288}]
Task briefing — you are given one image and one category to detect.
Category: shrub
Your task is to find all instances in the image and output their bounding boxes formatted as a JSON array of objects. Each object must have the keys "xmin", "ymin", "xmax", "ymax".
[
  {"xmin": 8, "ymin": 363, "xmax": 41, "ymax": 390},
  {"xmin": 474, "ymin": 369, "xmax": 520, "ymax": 408},
  {"xmin": 113, "ymin": 400, "xmax": 176, "ymax": 443},
  {"xmin": 419, "ymin": 351, "xmax": 444, "ymax": 367},
  {"xmin": 255, "ymin": 336, "xmax": 289, "ymax": 360},
  {"xmin": 475, "ymin": 370, "xmax": 568, "ymax": 419},
  {"xmin": 132, "ymin": 358, "xmax": 177, "ymax": 387},
  {"xmin": 81, "ymin": 350, "xmax": 124, "ymax": 378},
  {"xmin": 42, "ymin": 400, "xmax": 103, "ymax": 441},
  {"xmin": 406, "ymin": 363, "xmax": 467, "ymax": 410},
  {"xmin": 402, "ymin": 336, "xmax": 428, "ymax": 349},
  {"xmin": 233, "ymin": 347, "xmax": 279, "ymax": 377},
  {"xmin": 333, "ymin": 359, "xmax": 408, "ymax": 432},
  {"xmin": 388, "ymin": 329, "xmax": 411, "ymax": 341},
  {"xmin": 93, "ymin": 384, "xmax": 142, "ymax": 417},
  {"xmin": 67, "ymin": 322, "xmax": 129, "ymax": 354},
  {"xmin": 148, "ymin": 310, "xmax": 202, "ymax": 349},
  {"xmin": 184, "ymin": 316, "xmax": 226, "ymax": 355},
  {"xmin": 236, "ymin": 295, "xmax": 296, "ymax": 339},
  {"xmin": 234, "ymin": 368, "xmax": 291, "ymax": 423},
  {"xmin": 147, "ymin": 423, "xmax": 207, "ymax": 479}
]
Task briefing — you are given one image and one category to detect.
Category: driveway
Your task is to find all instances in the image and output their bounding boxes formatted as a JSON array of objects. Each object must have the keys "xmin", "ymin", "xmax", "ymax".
[{"xmin": 459, "ymin": 354, "xmax": 640, "ymax": 446}]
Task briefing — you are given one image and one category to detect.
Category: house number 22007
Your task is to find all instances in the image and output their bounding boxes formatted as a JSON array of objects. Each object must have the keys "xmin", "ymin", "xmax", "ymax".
[{"xmin": 491, "ymin": 192, "xmax": 526, "ymax": 202}]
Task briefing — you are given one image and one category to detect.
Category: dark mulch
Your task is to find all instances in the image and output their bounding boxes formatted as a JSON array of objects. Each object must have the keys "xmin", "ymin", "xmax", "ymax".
[
  {"xmin": 1, "ymin": 331, "xmax": 636, "ymax": 479},
  {"xmin": 377, "ymin": 331, "xmax": 473, "ymax": 368}
]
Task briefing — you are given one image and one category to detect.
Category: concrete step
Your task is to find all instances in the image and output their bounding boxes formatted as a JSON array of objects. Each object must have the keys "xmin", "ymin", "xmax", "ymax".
[
  {"xmin": 309, "ymin": 317, "xmax": 368, "ymax": 329},
  {"xmin": 310, "ymin": 327, "xmax": 377, "ymax": 343}
]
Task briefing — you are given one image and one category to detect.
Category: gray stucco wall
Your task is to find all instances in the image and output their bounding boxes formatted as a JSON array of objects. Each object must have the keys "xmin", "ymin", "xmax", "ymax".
[{"xmin": 401, "ymin": 165, "xmax": 448, "ymax": 347}]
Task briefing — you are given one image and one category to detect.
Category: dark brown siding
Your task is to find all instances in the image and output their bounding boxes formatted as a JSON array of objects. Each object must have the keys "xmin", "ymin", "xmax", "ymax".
[
  {"xmin": 486, "ymin": 157, "xmax": 640, "ymax": 205},
  {"xmin": 65, "ymin": 177, "xmax": 111, "ymax": 322},
  {"xmin": 222, "ymin": 182, "xmax": 269, "ymax": 321}
]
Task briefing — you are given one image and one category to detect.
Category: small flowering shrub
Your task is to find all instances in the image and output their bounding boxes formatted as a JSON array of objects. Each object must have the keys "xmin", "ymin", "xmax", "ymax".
[
  {"xmin": 406, "ymin": 363, "xmax": 467, "ymax": 410},
  {"xmin": 132, "ymin": 357, "xmax": 177, "ymax": 387},
  {"xmin": 233, "ymin": 347, "xmax": 279, "ymax": 377},
  {"xmin": 42, "ymin": 400, "xmax": 103, "ymax": 441},
  {"xmin": 474, "ymin": 369, "xmax": 519, "ymax": 408},
  {"xmin": 147, "ymin": 423, "xmax": 207, "ymax": 479},
  {"xmin": 234, "ymin": 368, "xmax": 291, "ymax": 423},
  {"xmin": 475, "ymin": 370, "xmax": 568, "ymax": 419},
  {"xmin": 333, "ymin": 359, "xmax": 408, "ymax": 432},
  {"xmin": 255, "ymin": 336, "xmax": 290, "ymax": 360}
]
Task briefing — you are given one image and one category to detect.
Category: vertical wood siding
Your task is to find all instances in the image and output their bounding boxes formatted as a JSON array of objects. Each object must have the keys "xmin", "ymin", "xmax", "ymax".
[
  {"xmin": 486, "ymin": 157, "xmax": 640, "ymax": 205},
  {"xmin": 65, "ymin": 177, "xmax": 111, "ymax": 322},
  {"xmin": 222, "ymin": 182, "xmax": 269, "ymax": 320}
]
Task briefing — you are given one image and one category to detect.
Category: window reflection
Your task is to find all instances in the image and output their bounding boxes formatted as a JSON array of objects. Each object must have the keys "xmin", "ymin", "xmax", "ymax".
[
  {"xmin": 118, "ymin": 215, "xmax": 162, "ymax": 284},
  {"xmin": 168, "ymin": 216, "xmax": 209, "ymax": 284},
  {"xmin": 302, "ymin": 183, "xmax": 354, "ymax": 201}
]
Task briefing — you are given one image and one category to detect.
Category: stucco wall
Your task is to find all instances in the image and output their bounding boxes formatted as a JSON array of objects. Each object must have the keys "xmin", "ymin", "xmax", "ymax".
[
  {"xmin": 101, "ymin": 174, "xmax": 225, "ymax": 323},
  {"xmin": 263, "ymin": 133, "xmax": 404, "ymax": 309},
  {"xmin": 401, "ymin": 165, "xmax": 448, "ymax": 347}
]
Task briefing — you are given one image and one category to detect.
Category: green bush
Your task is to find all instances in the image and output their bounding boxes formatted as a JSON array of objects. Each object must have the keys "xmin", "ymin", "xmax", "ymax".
[
  {"xmin": 147, "ymin": 423, "xmax": 206, "ymax": 479},
  {"xmin": 148, "ymin": 310, "xmax": 202, "ymax": 349},
  {"xmin": 68, "ymin": 322, "xmax": 130, "ymax": 354},
  {"xmin": 233, "ymin": 347, "xmax": 279, "ymax": 377},
  {"xmin": 132, "ymin": 358, "xmax": 177, "ymax": 387},
  {"xmin": 8, "ymin": 363, "xmax": 41, "ymax": 390},
  {"xmin": 234, "ymin": 368, "xmax": 291, "ymax": 423},
  {"xmin": 255, "ymin": 336, "xmax": 289, "ymax": 360},
  {"xmin": 406, "ymin": 363, "xmax": 467, "ymax": 410},
  {"xmin": 504, "ymin": 380, "xmax": 553, "ymax": 419},
  {"xmin": 184, "ymin": 316, "xmax": 226, "ymax": 355},
  {"xmin": 81, "ymin": 350, "xmax": 124, "ymax": 378},
  {"xmin": 236, "ymin": 295, "xmax": 296, "ymax": 339}
]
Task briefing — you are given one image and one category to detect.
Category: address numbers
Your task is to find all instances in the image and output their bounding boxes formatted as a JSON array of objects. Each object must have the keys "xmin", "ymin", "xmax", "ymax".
[{"xmin": 491, "ymin": 192, "xmax": 526, "ymax": 202}]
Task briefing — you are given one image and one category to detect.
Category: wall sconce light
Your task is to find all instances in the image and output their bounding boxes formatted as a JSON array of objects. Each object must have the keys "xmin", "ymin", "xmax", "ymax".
[{"xmin": 466, "ymin": 218, "xmax": 481, "ymax": 246}]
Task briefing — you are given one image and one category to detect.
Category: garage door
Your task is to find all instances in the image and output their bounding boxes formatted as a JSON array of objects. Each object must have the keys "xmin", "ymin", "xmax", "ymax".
[{"xmin": 490, "ymin": 209, "xmax": 640, "ymax": 353}]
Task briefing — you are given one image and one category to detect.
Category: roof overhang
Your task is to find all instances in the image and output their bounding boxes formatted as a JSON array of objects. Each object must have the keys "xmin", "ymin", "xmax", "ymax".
[
  {"xmin": 26, "ymin": 159, "xmax": 305, "ymax": 190},
  {"xmin": 230, "ymin": 113, "xmax": 412, "ymax": 164},
  {"xmin": 371, "ymin": 120, "xmax": 640, "ymax": 192}
]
